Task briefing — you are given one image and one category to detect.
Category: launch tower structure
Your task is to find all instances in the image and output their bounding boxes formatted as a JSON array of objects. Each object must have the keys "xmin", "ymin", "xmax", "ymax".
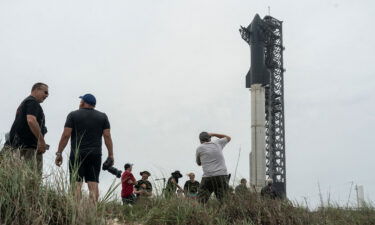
[{"xmin": 240, "ymin": 14, "xmax": 286, "ymax": 197}]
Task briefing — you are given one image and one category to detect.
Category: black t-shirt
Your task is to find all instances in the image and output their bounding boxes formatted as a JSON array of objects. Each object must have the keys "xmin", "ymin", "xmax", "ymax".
[
  {"xmin": 134, "ymin": 180, "xmax": 153, "ymax": 197},
  {"xmin": 235, "ymin": 184, "xmax": 249, "ymax": 195},
  {"xmin": 64, "ymin": 108, "xmax": 110, "ymax": 156},
  {"xmin": 165, "ymin": 177, "xmax": 178, "ymax": 193},
  {"xmin": 261, "ymin": 185, "xmax": 279, "ymax": 199},
  {"xmin": 183, "ymin": 180, "xmax": 200, "ymax": 194},
  {"xmin": 8, "ymin": 96, "xmax": 46, "ymax": 148}
]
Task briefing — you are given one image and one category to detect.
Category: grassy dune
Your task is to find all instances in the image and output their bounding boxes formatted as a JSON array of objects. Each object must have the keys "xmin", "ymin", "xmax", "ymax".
[{"xmin": 0, "ymin": 151, "xmax": 374, "ymax": 225}]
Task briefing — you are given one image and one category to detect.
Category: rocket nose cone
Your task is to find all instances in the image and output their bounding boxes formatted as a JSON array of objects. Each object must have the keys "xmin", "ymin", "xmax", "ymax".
[
  {"xmin": 246, "ymin": 14, "xmax": 262, "ymax": 30},
  {"xmin": 253, "ymin": 14, "xmax": 261, "ymax": 23},
  {"xmin": 249, "ymin": 14, "xmax": 262, "ymax": 32}
]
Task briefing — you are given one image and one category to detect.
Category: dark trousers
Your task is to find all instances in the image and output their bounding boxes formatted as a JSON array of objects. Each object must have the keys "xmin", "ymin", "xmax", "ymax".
[
  {"xmin": 197, "ymin": 175, "xmax": 229, "ymax": 203},
  {"xmin": 122, "ymin": 194, "xmax": 136, "ymax": 205}
]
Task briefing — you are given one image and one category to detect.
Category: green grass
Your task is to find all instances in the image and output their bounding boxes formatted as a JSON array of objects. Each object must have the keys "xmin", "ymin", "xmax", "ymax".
[{"xmin": 0, "ymin": 150, "xmax": 374, "ymax": 225}]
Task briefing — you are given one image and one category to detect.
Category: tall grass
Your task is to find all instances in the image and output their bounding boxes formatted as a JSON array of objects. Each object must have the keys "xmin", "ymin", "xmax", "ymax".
[
  {"xmin": 0, "ymin": 150, "xmax": 108, "ymax": 225},
  {"xmin": 0, "ymin": 149, "xmax": 374, "ymax": 225},
  {"xmin": 103, "ymin": 193, "xmax": 375, "ymax": 225}
]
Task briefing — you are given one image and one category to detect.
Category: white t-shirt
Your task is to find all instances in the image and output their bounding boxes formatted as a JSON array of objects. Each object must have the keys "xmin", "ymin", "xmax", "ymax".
[{"xmin": 196, "ymin": 137, "xmax": 229, "ymax": 177}]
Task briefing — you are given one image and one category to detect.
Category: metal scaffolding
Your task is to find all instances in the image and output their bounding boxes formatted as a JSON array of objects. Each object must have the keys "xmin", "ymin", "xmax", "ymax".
[{"xmin": 263, "ymin": 16, "xmax": 286, "ymax": 197}]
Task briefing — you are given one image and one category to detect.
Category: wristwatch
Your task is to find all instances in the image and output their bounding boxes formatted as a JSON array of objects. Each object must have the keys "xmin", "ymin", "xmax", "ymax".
[{"xmin": 56, "ymin": 152, "xmax": 62, "ymax": 156}]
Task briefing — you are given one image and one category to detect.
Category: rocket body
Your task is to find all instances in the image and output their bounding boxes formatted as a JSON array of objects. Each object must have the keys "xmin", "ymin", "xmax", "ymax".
[
  {"xmin": 242, "ymin": 14, "xmax": 270, "ymax": 190},
  {"xmin": 249, "ymin": 84, "xmax": 266, "ymax": 191},
  {"xmin": 245, "ymin": 14, "xmax": 271, "ymax": 88}
]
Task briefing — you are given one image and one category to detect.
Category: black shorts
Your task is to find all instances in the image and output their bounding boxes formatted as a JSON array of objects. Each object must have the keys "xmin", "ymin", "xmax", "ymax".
[{"xmin": 69, "ymin": 153, "xmax": 101, "ymax": 183}]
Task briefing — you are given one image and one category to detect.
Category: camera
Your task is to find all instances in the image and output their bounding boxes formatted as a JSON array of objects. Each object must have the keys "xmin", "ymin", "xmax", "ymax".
[{"xmin": 102, "ymin": 158, "xmax": 122, "ymax": 178}]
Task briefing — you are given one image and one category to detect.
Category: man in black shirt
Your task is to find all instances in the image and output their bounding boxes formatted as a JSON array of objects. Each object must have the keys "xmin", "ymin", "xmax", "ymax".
[
  {"xmin": 261, "ymin": 178, "xmax": 279, "ymax": 199},
  {"xmin": 235, "ymin": 178, "xmax": 250, "ymax": 196},
  {"xmin": 134, "ymin": 171, "xmax": 152, "ymax": 199},
  {"xmin": 5, "ymin": 82, "xmax": 49, "ymax": 174},
  {"xmin": 164, "ymin": 170, "xmax": 183, "ymax": 198},
  {"xmin": 55, "ymin": 93, "xmax": 114, "ymax": 202}
]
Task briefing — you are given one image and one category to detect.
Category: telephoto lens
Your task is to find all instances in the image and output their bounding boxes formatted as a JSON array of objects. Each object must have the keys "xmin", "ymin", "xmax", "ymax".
[
  {"xmin": 107, "ymin": 167, "xmax": 122, "ymax": 178},
  {"xmin": 102, "ymin": 158, "xmax": 122, "ymax": 178}
]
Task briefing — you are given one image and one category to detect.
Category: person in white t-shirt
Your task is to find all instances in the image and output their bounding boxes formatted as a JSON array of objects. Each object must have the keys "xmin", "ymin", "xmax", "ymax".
[{"xmin": 196, "ymin": 131, "xmax": 231, "ymax": 203}]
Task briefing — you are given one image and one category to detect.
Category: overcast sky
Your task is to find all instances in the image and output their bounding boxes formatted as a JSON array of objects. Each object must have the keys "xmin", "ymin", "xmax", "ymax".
[{"xmin": 1, "ymin": 0, "xmax": 374, "ymax": 207}]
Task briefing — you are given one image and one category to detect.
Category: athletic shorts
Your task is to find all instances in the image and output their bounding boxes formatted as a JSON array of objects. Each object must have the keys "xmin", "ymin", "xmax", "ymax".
[{"xmin": 69, "ymin": 153, "xmax": 102, "ymax": 183}]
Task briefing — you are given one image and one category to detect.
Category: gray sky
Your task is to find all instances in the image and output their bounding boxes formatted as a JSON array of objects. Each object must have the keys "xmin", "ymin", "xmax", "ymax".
[{"xmin": 1, "ymin": 0, "xmax": 374, "ymax": 207}]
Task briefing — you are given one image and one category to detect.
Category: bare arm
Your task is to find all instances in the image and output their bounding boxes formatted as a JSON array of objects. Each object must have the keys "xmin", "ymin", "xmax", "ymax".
[
  {"xmin": 128, "ymin": 179, "xmax": 137, "ymax": 185},
  {"xmin": 134, "ymin": 188, "xmax": 152, "ymax": 196},
  {"xmin": 55, "ymin": 127, "xmax": 72, "ymax": 167},
  {"xmin": 196, "ymin": 151, "xmax": 201, "ymax": 166},
  {"xmin": 27, "ymin": 115, "xmax": 46, "ymax": 152},
  {"xmin": 57, "ymin": 128, "xmax": 72, "ymax": 153},
  {"xmin": 124, "ymin": 176, "xmax": 137, "ymax": 185},
  {"xmin": 103, "ymin": 129, "xmax": 114, "ymax": 160},
  {"xmin": 208, "ymin": 133, "xmax": 231, "ymax": 142},
  {"xmin": 171, "ymin": 178, "xmax": 183, "ymax": 191}
]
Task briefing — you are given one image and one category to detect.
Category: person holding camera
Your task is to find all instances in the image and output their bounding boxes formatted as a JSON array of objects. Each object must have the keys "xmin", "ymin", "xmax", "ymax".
[
  {"xmin": 55, "ymin": 94, "xmax": 114, "ymax": 202},
  {"xmin": 164, "ymin": 170, "xmax": 183, "ymax": 198},
  {"xmin": 196, "ymin": 132, "xmax": 231, "ymax": 203},
  {"xmin": 121, "ymin": 163, "xmax": 137, "ymax": 205},
  {"xmin": 134, "ymin": 171, "xmax": 152, "ymax": 199},
  {"xmin": 4, "ymin": 82, "xmax": 49, "ymax": 175}
]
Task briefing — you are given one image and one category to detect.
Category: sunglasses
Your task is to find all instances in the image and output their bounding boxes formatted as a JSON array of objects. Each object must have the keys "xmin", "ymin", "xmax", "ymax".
[{"xmin": 39, "ymin": 89, "xmax": 49, "ymax": 95}]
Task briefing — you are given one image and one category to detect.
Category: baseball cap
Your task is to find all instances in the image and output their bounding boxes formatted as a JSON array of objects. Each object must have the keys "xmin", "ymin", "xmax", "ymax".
[
  {"xmin": 199, "ymin": 132, "xmax": 211, "ymax": 142},
  {"xmin": 124, "ymin": 163, "xmax": 133, "ymax": 170},
  {"xmin": 79, "ymin": 94, "xmax": 96, "ymax": 106}
]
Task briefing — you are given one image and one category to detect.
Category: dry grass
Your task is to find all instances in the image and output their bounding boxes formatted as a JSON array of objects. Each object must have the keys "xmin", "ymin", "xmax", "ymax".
[{"xmin": 0, "ymin": 149, "xmax": 374, "ymax": 225}]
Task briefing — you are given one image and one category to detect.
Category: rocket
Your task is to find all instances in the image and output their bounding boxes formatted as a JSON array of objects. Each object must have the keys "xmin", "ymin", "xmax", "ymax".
[
  {"xmin": 244, "ymin": 14, "xmax": 271, "ymax": 87},
  {"xmin": 241, "ymin": 13, "xmax": 286, "ymax": 196},
  {"xmin": 240, "ymin": 14, "xmax": 270, "ymax": 192}
]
